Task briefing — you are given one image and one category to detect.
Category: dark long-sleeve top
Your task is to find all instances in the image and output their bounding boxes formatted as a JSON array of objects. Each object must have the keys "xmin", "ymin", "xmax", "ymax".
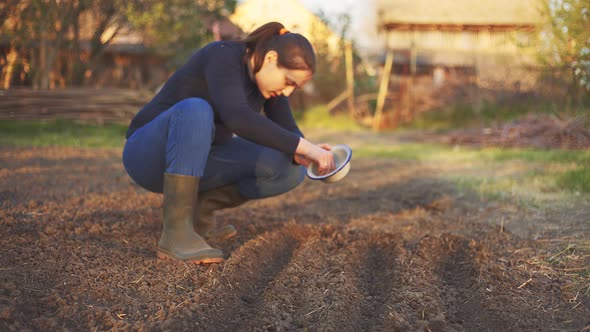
[{"xmin": 125, "ymin": 41, "xmax": 304, "ymax": 154}]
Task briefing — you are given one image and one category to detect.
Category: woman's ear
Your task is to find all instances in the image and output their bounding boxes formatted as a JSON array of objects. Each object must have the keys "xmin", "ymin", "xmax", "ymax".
[{"xmin": 265, "ymin": 50, "xmax": 278, "ymax": 63}]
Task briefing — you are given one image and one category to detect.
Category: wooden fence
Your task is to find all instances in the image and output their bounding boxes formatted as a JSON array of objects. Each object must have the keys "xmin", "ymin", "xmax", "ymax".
[{"xmin": 0, "ymin": 88, "xmax": 152, "ymax": 124}]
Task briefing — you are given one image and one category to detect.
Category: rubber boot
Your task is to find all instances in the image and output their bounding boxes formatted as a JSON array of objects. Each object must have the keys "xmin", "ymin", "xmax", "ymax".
[
  {"xmin": 157, "ymin": 173, "xmax": 224, "ymax": 264},
  {"xmin": 194, "ymin": 185, "xmax": 248, "ymax": 240}
]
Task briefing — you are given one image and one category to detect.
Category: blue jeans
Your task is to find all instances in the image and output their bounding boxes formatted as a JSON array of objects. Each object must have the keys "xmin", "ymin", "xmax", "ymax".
[{"xmin": 122, "ymin": 98, "xmax": 305, "ymax": 199}]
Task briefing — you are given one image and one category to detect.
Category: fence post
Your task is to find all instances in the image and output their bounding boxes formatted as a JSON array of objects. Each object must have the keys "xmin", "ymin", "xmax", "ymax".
[
  {"xmin": 345, "ymin": 40, "xmax": 355, "ymax": 117},
  {"xmin": 373, "ymin": 48, "xmax": 394, "ymax": 131}
]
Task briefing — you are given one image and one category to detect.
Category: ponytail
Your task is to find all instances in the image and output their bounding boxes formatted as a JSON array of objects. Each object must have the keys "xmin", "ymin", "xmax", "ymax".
[{"xmin": 239, "ymin": 22, "xmax": 316, "ymax": 74}]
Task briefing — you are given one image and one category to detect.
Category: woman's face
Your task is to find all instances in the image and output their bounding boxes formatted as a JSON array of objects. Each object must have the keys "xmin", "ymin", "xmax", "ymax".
[{"xmin": 254, "ymin": 50, "xmax": 313, "ymax": 99}]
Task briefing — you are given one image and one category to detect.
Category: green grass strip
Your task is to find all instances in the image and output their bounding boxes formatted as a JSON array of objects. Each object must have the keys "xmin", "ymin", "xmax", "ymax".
[{"xmin": 0, "ymin": 119, "xmax": 127, "ymax": 148}]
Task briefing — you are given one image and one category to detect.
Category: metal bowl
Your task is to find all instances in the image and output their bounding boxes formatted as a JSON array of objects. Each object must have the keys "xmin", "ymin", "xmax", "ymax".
[{"xmin": 306, "ymin": 144, "xmax": 352, "ymax": 183}]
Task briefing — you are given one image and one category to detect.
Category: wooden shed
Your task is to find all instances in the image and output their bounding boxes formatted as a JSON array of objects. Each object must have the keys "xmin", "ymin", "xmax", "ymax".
[
  {"xmin": 376, "ymin": 0, "xmax": 543, "ymax": 82},
  {"xmin": 369, "ymin": 0, "xmax": 544, "ymax": 129}
]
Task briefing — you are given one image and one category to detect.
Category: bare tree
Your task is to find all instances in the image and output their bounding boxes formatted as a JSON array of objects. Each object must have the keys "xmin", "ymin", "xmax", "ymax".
[{"xmin": 0, "ymin": 0, "xmax": 237, "ymax": 89}]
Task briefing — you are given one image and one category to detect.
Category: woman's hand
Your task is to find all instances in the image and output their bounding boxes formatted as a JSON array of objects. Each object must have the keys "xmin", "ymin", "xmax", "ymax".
[
  {"xmin": 295, "ymin": 138, "xmax": 335, "ymax": 175},
  {"xmin": 293, "ymin": 154, "xmax": 311, "ymax": 167}
]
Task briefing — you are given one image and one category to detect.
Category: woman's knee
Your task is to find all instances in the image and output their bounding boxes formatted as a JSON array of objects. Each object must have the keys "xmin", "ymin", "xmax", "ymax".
[
  {"xmin": 281, "ymin": 163, "xmax": 306, "ymax": 191},
  {"xmin": 169, "ymin": 98, "xmax": 215, "ymax": 141},
  {"xmin": 173, "ymin": 98, "xmax": 214, "ymax": 125},
  {"xmin": 122, "ymin": 141, "xmax": 165, "ymax": 193},
  {"xmin": 262, "ymin": 153, "xmax": 305, "ymax": 191}
]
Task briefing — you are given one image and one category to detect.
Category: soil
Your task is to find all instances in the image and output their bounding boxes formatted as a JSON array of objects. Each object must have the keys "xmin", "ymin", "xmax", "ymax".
[
  {"xmin": 1, "ymin": 142, "xmax": 589, "ymax": 331},
  {"xmin": 444, "ymin": 113, "xmax": 590, "ymax": 150}
]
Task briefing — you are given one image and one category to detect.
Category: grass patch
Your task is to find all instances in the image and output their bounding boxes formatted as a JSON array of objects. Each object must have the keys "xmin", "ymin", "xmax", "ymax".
[
  {"xmin": 355, "ymin": 143, "xmax": 590, "ymax": 165},
  {"xmin": 297, "ymin": 105, "xmax": 362, "ymax": 131},
  {"xmin": 354, "ymin": 143, "xmax": 448, "ymax": 161},
  {"xmin": 556, "ymin": 167, "xmax": 590, "ymax": 193},
  {"xmin": 353, "ymin": 142, "xmax": 590, "ymax": 196},
  {"xmin": 0, "ymin": 119, "xmax": 127, "ymax": 148},
  {"xmin": 482, "ymin": 148, "xmax": 590, "ymax": 164},
  {"xmin": 3, "ymin": 117, "xmax": 588, "ymax": 198},
  {"xmin": 401, "ymin": 100, "xmax": 580, "ymax": 131}
]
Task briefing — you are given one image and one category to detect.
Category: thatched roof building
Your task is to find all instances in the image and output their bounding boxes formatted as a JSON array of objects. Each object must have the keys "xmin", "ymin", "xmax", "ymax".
[
  {"xmin": 378, "ymin": 0, "xmax": 542, "ymax": 31},
  {"xmin": 376, "ymin": 0, "xmax": 544, "ymax": 75}
]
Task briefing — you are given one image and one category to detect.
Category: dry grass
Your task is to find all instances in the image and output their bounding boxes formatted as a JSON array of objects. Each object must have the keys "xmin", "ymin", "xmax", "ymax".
[{"xmin": 526, "ymin": 239, "xmax": 590, "ymax": 301}]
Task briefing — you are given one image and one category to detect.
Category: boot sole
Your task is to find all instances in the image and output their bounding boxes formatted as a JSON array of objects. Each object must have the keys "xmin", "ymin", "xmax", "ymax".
[{"xmin": 157, "ymin": 250, "xmax": 224, "ymax": 265}]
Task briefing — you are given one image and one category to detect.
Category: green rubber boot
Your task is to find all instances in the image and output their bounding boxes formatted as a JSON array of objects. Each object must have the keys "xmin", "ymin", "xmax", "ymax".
[
  {"xmin": 194, "ymin": 185, "xmax": 248, "ymax": 240},
  {"xmin": 157, "ymin": 173, "xmax": 224, "ymax": 264}
]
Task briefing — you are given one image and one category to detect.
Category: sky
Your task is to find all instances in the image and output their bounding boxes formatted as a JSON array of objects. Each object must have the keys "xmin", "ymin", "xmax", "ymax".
[
  {"xmin": 296, "ymin": 0, "xmax": 383, "ymax": 53},
  {"xmin": 237, "ymin": 0, "xmax": 384, "ymax": 54}
]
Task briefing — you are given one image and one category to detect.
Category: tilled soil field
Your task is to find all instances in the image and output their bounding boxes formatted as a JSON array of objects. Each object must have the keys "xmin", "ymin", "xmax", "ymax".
[{"xmin": 1, "ymin": 145, "xmax": 589, "ymax": 331}]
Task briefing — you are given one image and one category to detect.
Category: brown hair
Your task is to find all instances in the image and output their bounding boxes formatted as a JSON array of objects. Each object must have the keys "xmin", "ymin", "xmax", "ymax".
[{"xmin": 240, "ymin": 22, "xmax": 316, "ymax": 74}]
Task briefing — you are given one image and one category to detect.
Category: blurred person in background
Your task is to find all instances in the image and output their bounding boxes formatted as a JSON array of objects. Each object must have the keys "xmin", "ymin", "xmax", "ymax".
[{"xmin": 122, "ymin": 22, "xmax": 335, "ymax": 264}]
